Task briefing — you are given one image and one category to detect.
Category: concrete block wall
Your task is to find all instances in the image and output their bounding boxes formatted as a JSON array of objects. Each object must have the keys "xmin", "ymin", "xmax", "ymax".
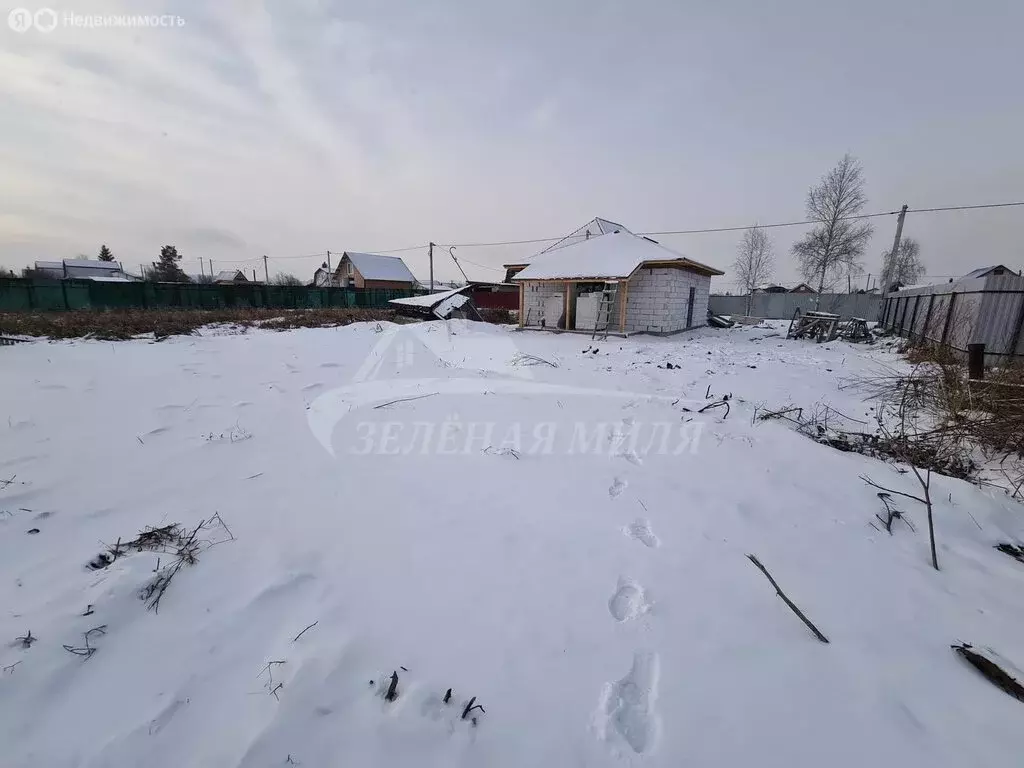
[
  {"xmin": 521, "ymin": 282, "xmax": 564, "ymax": 326},
  {"xmin": 625, "ymin": 268, "xmax": 710, "ymax": 334}
]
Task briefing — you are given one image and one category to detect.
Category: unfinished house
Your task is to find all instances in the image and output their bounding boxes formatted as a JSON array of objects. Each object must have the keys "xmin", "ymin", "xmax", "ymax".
[{"xmin": 509, "ymin": 218, "xmax": 723, "ymax": 335}]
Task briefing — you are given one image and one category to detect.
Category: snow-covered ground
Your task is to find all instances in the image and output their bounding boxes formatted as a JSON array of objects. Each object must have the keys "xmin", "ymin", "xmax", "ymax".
[{"xmin": 2, "ymin": 320, "xmax": 1023, "ymax": 767}]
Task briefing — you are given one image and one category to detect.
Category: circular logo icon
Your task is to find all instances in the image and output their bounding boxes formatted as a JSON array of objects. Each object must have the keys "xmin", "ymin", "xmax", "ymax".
[
  {"xmin": 8, "ymin": 8, "xmax": 33, "ymax": 32},
  {"xmin": 34, "ymin": 8, "xmax": 58, "ymax": 33}
]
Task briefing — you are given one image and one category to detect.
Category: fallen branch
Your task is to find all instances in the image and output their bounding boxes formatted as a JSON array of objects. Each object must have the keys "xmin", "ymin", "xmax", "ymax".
[
  {"xmin": 952, "ymin": 644, "xmax": 1024, "ymax": 702},
  {"xmin": 746, "ymin": 554, "xmax": 829, "ymax": 643}
]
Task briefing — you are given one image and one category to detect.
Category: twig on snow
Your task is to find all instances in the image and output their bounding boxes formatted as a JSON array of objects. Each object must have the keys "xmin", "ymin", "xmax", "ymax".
[
  {"xmin": 512, "ymin": 352, "xmax": 558, "ymax": 368},
  {"xmin": 15, "ymin": 630, "xmax": 36, "ymax": 648},
  {"xmin": 746, "ymin": 554, "xmax": 829, "ymax": 643},
  {"xmin": 3, "ymin": 660, "xmax": 21, "ymax": 674},
  {"xmin": 292, "ymin": 621, "xmax": 318, "ymax": 642},
  {"xmin": 62, "ymin": 625, "xmax": 107, "ymax": 659},
  {"xmin": 461, "ymin": 696, "xmax": 485, "ymax": 719},
  {"xmin": 385, "ymin": 671, "xmax": 399, "ymax": 702},
  {"xmin": 373, "ymin": 393, "xmax": 438, "ymax": 409},
  {"xmin": 698, "ymin": 400, "xmax": 730, "ymax": 419}
]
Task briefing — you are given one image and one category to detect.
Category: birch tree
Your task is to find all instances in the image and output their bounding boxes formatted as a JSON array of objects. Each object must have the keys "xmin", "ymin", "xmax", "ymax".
[
  {"xmin": 792, "ymin": 154, "xmax": 873, "ymax": 294},
  {"xmin": 732, "ymin": 226, "xmax": 775, "ymax": 316}
]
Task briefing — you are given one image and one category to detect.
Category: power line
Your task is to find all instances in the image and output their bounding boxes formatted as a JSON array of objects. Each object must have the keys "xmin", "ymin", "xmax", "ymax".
[
  {"xmin": 456, "ymin": 257, "xmax": 506, "ymax": 272},
  {"xmin": 436, "ymin": 235, "xmax": 562, "ymax": 248},
  {"xmin": 642, "ymin": 210, "xmax": 899, "ymax": 237},
  {"xmin": 327, "ymin": 244, "xmax": 427, "ymax": 254},
  {"xmin": 907, "ymin": 201, "xmax": 1024, "ymax": 214},
  {"xmin": 168, "ymin": 199, "xmax": 1024, "ymax": 275},
  {"xmin": 433, "ymin": 199, "xmax": 1024, "ymax": 250}
]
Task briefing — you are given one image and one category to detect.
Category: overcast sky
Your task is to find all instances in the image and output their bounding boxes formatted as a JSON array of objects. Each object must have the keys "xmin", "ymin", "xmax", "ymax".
[{"xmin": 2, "ymin": 0, "xmax": 1022, "ymax": 287}]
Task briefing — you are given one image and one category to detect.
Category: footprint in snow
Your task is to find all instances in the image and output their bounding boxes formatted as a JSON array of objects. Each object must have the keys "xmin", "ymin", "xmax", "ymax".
[
  {"xmin": 618, "ymin": 450, "xmax": 643, "ymax": 466},
  {"xmin": 594, "ymin": 651, "xmax": 661, "ymax": 755},
  {"xmin": 624, "ymin": 518, "xmax": 660, "ymax": 548},
  {"xmin": 608, "ymin": 577, "xmax": 651, "ymax": 622},
  {"xmin": 608, "ymin": 477, "xmax": 628, "ymax": 499}
]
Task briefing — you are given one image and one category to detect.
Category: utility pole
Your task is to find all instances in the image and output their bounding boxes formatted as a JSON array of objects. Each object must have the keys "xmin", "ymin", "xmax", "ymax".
[
  {"xmin": 428, "ymin": 242, "xmax": 435, "ymax": 291},
  {"xmin": 199, "ymin": 258, "xmax": 205, "ymax": 277},
  {"xmin": 208, "ymin": 258, "xmax": 213, "ymax": 277},
  {"xmin": 253, "ymin": 269, "xmax": 257, "ymax": 282},
  {"xmin": 326, "ymin": 250, "xmax": 331, "ymax": 275},
  {"xmin": 263, "ymin": 254, "xmax": 269, "ymax": 284},
  {"xmin": 885, "ymin": 204, "xmax": 909, "ymax": 293}
]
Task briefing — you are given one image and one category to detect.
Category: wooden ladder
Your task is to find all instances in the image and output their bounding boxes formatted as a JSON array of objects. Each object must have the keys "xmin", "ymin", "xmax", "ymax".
[{"xmin": 592, "ymin": 282, "xmax": 620, "ymax": 340}]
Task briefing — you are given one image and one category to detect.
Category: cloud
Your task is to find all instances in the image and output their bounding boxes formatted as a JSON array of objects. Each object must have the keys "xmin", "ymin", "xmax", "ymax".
[{"xmin": 1, "ymin": 0, "xmax": 1022, "ymax": 286}]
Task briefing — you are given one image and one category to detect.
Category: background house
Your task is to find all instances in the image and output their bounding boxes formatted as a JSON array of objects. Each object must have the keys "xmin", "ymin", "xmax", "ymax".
[
  {"xmin": 34, "ymin": 259, "xmax": 132, "ymax": 281},
  {"xmin": 213, "ymin": 270, "xmax": 249, "ymax": 284},
  {"xmin": 512, "ymin": 217, "xmax": 723, "ymax": 335},
  {"xmin": 963, "ymin": 265, "xmax": 1020, "ymax": 280},
  {"xmin": 316, "ymin": 252, "xmax": 417, "ymax": 290},
  {"xmin": 789, "ymin": 282, "xmax": 817, "ymax": 294}
]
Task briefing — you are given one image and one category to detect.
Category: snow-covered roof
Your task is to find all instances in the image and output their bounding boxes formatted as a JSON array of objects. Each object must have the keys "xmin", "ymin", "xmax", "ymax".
[
  {"xmin": 344, "ymin": 252, "xmax": 416, "ymax": 283},
  {"xmin": 538, "ymin": 217, "xmax": 632, "ymax": 255},
  {"xmin": 77, "ymin": 275, "xmax": 133, "ymax": 282},
  {"xmin": 963, "ymin": 265, "xmax": 1019, "ymax": 280},
  {"xmin": 214, "ymin": 270, "xmax": 247, "ymax": 282},
  {"xmin": 389, "ymin": 286, "xmax": 468, "ymax": 309},
  {"xmin": 512, "ymin": 231, "xmax": 724, "ymax": 281},
  {"xmin": 64, "ymin": 259, "xmax": 121, "ymax": 271},
  {"xmin": 35, "ymin": 261, "xmax": 64, "ymax": 270}
]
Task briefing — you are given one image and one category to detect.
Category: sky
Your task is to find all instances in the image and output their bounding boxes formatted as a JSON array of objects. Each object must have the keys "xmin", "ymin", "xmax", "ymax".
[{"xmin": 1, "ymin": 0, "xmax": 1022, "ymax": 289}]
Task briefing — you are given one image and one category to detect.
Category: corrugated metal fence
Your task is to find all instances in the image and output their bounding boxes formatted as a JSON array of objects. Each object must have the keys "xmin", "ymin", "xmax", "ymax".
[
  {"xmin": 879, "ymin": 274, "xmax": 1024, "ymax": 363},
  {"xmin": 709, "ymin": 292, "xmax": 882, "ymax": 320},
  {"xmin": 0, "ymin": 278, "xmax": 420, "ymax": 312}
]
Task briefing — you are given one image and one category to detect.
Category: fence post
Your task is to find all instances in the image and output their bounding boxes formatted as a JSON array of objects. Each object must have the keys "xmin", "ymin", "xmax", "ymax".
[
  {"xmin": 908, "ymin": 295, "xmax": 921, "ymax": 341},
  {"xmin": 60, "ymin": 280, "xmax": 69, "ymax": 311},
  {"xmin": 968, "ymin": 343, "xmax": 985, "ymax": 380},
  {"xmin": 921, "ymin": 293, "xmax": 935, "ymax": 344},
  {"xmin": 1008, "ymin": 293, "xmax": 1024, "ymax": 357},
  {"xmin": 940, "ymin": 292, "xmax": 957, "ymax": 345}
]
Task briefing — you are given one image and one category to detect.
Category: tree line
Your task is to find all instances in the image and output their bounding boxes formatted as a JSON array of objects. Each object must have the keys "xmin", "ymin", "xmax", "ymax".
[{"xmin": 731, "ymin": 154, "xmax": 926, "ymax": 309}]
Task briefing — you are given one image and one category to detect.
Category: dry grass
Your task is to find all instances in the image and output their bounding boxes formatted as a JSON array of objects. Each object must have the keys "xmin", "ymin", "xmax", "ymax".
[{"xmin": 0, "ymin": 307, "xmax": 398, "ymax": 340}]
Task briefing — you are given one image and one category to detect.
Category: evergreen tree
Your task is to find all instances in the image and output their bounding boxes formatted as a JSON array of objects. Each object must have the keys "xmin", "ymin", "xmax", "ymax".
[
  {"xmin": 152, "ymin": 245, "xmax": 188, "ymax": 282},
  {"xmin": 98, "ymin": 244, "xmax": 115, "ymax": 262}
]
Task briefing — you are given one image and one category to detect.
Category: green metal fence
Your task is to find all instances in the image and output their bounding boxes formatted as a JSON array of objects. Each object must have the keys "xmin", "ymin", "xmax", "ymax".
[{"xmin": 0, "ymin": 278, "xmax": 421, "ymax": 312}]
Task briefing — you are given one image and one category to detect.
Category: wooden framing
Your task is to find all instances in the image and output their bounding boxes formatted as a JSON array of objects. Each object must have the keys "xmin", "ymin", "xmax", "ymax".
[
  {"xmin": 564, "ymin": 281, "xmax": 575, "ymax": 331},
  {"xmin": 517, "ymin": 282, "xmax": 525, "ymax": 326},
  {"xmin": 618, "ymin": 279, "xmax": 630, "ymax": 333}
]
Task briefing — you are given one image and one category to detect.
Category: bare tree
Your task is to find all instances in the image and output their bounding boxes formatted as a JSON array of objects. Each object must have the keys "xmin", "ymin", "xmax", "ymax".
[
  {"xmin": 792, "ymin": 154, "xmax": 874, "ymax": 295},
  {"xmin": 879, "ymin": 237, "xmax": 925, "ymax": 292},
  {"xmin": 732, "ymin": 226, "xmax": 775, "ymax": 316},
  {"xmin": 271, "ymin": 272, "xmax": 304, "ymax": 286}
]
